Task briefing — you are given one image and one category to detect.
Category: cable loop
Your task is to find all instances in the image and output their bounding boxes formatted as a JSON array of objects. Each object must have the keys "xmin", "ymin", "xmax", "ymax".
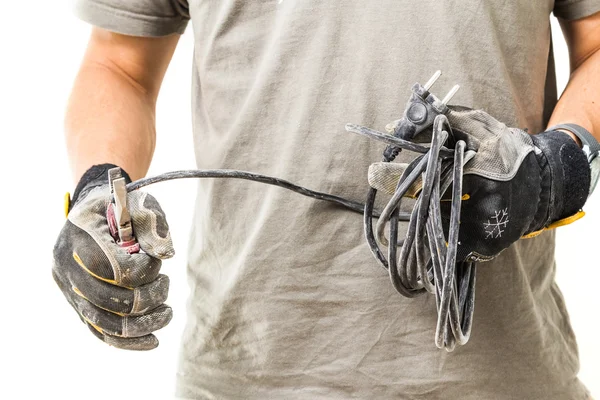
[{"xmin": 364, "ymin": 114, "xmax": 476, "ymax": 351}]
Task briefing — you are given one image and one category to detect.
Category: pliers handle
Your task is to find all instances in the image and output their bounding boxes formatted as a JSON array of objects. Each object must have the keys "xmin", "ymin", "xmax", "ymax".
[{"xmin": 107, "ymin": 167, "xmax": 140, "ymax": 254}]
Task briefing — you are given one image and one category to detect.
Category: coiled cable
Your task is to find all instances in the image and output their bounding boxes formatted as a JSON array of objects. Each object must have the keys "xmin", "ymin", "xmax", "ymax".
[{"xmin": 347, "ymin": 115, "xmax": 476, "ymax": 351}]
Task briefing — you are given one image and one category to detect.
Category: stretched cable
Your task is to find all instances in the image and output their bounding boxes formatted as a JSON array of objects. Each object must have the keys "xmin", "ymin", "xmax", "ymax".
[{"xmin": 128, "ymin": 169, "xmax": 376, "ymax": 216}]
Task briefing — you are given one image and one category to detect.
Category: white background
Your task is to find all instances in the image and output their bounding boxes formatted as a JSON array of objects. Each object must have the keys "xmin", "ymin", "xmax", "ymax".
[{"xmin": 0, "ymin": 2, "xmax": 598, "ymax": 399}]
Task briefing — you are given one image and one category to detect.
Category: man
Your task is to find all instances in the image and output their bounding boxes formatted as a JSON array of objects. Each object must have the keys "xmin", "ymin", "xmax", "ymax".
[{"xmin": 53, "ymin": 1, "xmax": 600, "ymax": 399}]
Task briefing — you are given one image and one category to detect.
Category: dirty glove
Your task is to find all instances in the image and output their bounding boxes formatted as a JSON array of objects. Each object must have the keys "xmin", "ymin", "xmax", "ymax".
[
  {"xmin": 52, "ymin": 164, "xmax": 175, "ymax": 350},
  {"xmin": 370, "ymin": 107, "xmax": 592, "ymax": 262}
]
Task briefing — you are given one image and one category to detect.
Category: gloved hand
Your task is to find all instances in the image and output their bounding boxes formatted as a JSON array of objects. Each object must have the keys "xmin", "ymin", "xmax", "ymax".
[
  {"xmin": 370, "ymin": 107, "xmax": 592, "ymax": 262},
  {"xmin": 52, "ymin": 164, "xmax": 175, "ymax": 350}
]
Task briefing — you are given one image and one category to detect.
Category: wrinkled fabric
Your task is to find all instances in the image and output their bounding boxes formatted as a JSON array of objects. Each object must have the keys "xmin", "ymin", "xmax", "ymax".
[{"xmin": 74, "ymin": 0, "xmax": 600, "ymax": 398}]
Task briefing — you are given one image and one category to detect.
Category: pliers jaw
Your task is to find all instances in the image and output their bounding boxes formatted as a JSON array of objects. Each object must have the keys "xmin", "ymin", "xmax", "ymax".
[{"xmin": 107, "ymin": 167, "xmax": 140, "ymax": 254}]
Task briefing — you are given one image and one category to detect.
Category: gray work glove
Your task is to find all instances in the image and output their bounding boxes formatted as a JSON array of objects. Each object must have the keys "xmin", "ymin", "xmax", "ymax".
[
  {"xmin": 53, "ymin": 164, "xmax": 175, "ymax": 350},
  {"xmin": 370, "ymin": 107, "xmax": 591, "ymax": 262}
]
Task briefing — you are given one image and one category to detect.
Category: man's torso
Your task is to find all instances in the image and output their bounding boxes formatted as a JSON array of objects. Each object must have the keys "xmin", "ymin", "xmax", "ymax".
[{"xmin": 176, "ymin": 1, "xmax": 586, "ymax": 399}]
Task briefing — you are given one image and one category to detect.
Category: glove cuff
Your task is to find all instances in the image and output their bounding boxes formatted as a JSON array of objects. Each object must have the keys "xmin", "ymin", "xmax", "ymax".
[
  {"xmin": 530, "ymin": 130, "xmax": 590, "ymax": 227},
  {"xmin": 548, "ymin": 123, "xmax": 600, "ymax": 197},
  {"xmin": 70, "ymin": 164, "xmax": 132, "ymax": 210}
]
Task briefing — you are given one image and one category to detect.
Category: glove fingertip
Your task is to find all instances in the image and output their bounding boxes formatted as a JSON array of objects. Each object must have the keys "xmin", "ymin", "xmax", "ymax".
[
  {"xmin": 86, "ymin": 321, "xmax": 159, "ymax": 350},
  {"xmin": 160, "ymin": 246, "xmax": 176, "ymax": 260},
  {"xmin": 105, "ymin": 334, "xmax": 160, "ymax": 351},
  {"xmin": 138, "ymin": 237, "xmax": 175, "ymax": 260}
]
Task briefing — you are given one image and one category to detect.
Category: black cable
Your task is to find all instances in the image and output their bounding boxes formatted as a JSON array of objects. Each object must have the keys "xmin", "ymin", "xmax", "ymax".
[
  {"xmin": 123, "ymin": 115, "xmax": 477, "ymax": 351},
  {"xmin": 345, "ymin": 124, "xmax": 455, "ymax": 159},
  {"xmin": 364, "ymin": 186, "xmax": 389, "ymax": 270},
  {"xmin": 128, "ymin": 169, "xmax": 375, "ymax": 216},
  {"xmin": 360, "ymin": 115, "xmax": 476, "ymax": 351}
]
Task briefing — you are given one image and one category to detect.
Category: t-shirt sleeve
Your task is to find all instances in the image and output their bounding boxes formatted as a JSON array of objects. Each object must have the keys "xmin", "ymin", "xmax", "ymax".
[
  {"xmin": 554, "ymin": 0, "xmax": 600, "ymax": 20},
  {"xmin": 74, "ymin": 0, "xmax": 190, "ymax": 37}
]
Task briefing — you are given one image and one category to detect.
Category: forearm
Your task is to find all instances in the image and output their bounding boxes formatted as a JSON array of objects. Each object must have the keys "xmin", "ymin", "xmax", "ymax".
[
  {"xmin": 548, "ymin": 16, "xmax": 600, "ymax": 142},
  {"xmin": 65, "ymin": 61, "xmax": 156, "ymax": 182},
  {"xmin": 65, "ymin": 29, "xmax": 179, "ymax": 183},
  {"xmin": 548, "ymin": 49, "xmax": 600, "ymax": 142}
]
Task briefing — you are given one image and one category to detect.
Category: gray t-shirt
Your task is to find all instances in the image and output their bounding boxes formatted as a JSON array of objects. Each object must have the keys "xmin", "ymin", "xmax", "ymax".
[{"xmin": 75, "ymin": 1, "xmax": 600, "ymax": 399}]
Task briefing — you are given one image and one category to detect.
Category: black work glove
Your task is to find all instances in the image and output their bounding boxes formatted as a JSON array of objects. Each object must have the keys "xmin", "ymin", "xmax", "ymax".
[
  {"xmin": 370, "ymin": 107, "xmax": 591, "ymax": 262},
  {"xmin": 52, "ymin": 164, "xmax": 175, "ymax": 350},
  {"xmin": 443, "ymin": 107, "xmax": 590, "ymax": 261}
]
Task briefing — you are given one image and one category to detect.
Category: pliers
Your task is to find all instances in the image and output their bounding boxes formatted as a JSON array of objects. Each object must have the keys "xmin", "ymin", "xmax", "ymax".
[{"xmin": 107, "ymin": 167, "xmax": 140, "ymax": 254}]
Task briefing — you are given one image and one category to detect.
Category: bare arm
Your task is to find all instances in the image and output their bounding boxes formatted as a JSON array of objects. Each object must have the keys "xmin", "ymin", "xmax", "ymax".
[
  {"xmin": 548, "ymin": 11, "xmax": 600, "ymax": 143},
  {"xmin": 65, "ymin": 28, "xmax": 179, "ymax": 182}
]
